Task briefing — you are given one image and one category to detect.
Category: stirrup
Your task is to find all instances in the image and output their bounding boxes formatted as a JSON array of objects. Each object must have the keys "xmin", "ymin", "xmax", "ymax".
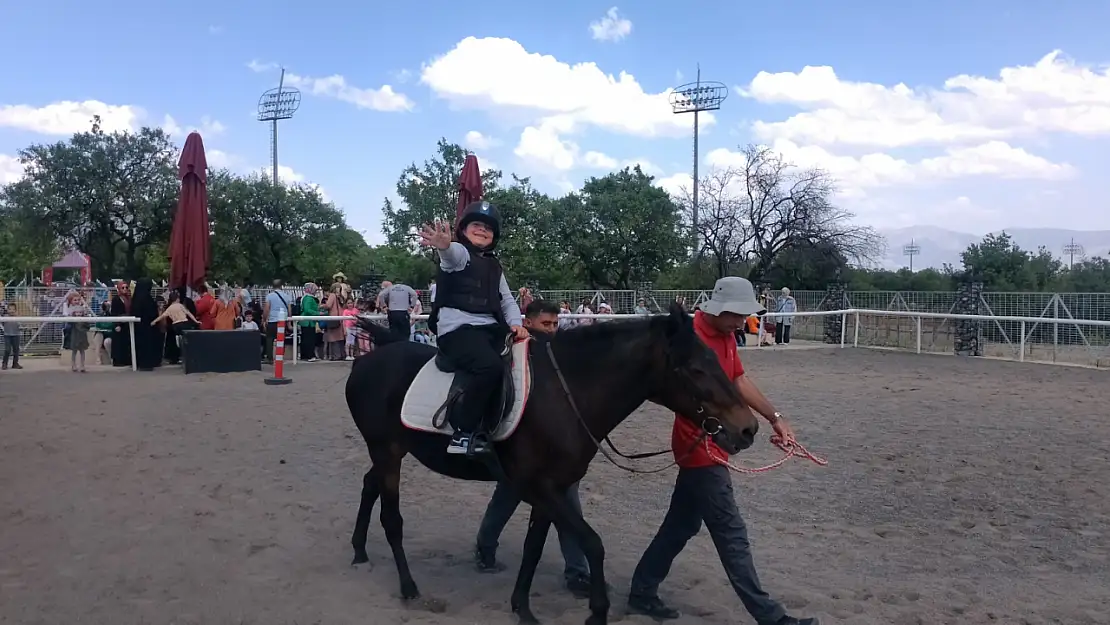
[{"xmin": 467, "ymin": 432, "xmax": 492, "ymax": 456}]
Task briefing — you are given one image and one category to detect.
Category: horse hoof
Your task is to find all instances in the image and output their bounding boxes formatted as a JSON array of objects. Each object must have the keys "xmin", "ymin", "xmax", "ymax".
[
  {"xmin": 351, "ymin": 551, "xmax": 369, "ymax": 565},
  {"xmin": 513, "ymin": 607, "xmax": 540, "ymax": 624},
  {"xmin": 584, "ymin": 613, "xmax": 607, "ymax": 625},
  {"xmin": 400, "ymin": 581, "xmax": 421, "ymax": 601}
]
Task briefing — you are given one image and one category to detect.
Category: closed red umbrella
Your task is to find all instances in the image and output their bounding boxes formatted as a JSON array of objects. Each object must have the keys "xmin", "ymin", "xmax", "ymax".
[
  {"xmin": 455, "ymin": 154, "xmax": 483, "ymax": 227},
  {"xmin": 169, "ymin": 132, "xmax": 210, "ymax": 290}
]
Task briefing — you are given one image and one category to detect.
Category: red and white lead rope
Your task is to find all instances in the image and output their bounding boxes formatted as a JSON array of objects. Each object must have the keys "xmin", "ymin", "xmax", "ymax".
[{"xmin": 709, "ymin": 435, "xmax": 828, "ymax": 474}]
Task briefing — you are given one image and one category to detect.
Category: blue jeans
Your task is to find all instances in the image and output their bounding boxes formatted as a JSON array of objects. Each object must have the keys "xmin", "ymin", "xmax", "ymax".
[{"xmin": 476, "ymin": 481, "xmax": 590, "ymax": 581}]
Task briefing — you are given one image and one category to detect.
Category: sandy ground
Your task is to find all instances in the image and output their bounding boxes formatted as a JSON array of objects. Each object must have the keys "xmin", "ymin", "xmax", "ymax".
[{"xmin": 2, "ymin": 349, "xmax": 1108, "ymax": 625}]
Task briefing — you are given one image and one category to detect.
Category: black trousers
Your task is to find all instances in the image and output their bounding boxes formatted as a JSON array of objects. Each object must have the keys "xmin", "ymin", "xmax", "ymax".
[
  {"xmin": 435, "ymin": 323, "xmax": 504, "ymax": 433},
  {"xmin": 299, "ymin": 326, "xmax": 316, "ymax": 360},
  {"xmin": 630, "ymin": 465, "xmax": 786, "ymax": 625},
  {"xmin": 387, "ymin": 310, "xmax": 410, "ymax": 341},
  {"xmin": 775, "ymin": 323, "xmax": 791, "ymax": 344}
]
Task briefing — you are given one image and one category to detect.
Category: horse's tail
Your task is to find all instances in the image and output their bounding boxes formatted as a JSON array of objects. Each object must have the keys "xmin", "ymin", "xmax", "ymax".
[{"xmin": 356, "ymin": 316, "xmax": 404, "ymax": 347}]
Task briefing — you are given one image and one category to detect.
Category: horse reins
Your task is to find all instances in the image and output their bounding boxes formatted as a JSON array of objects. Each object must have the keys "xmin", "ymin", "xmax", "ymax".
[{"xmin": 543, "ymin": 342, "xmax": 827, "ymax": 475}]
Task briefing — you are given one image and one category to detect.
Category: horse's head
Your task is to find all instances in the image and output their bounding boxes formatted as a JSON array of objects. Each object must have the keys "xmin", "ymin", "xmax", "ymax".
[{"xmin": 651, "ymin": 302, "xmax": 759, "ymax": 453}]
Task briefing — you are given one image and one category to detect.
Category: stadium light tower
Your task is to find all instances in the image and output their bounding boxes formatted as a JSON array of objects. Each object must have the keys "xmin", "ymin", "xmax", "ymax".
[
  {"xmin": 670, "ymin": 66, "xmax": 727, "ymax": 254},
  {"xmin": 257, "ymin": 68, "xmax": 302, "ymax": 187},
  {"xmin": 1062, "ymin": 237, "xmax": 1085, "ymax": 269},
  {"xmin": 902, "ymin": 238, "xmax": 922, "ymax": 272}
]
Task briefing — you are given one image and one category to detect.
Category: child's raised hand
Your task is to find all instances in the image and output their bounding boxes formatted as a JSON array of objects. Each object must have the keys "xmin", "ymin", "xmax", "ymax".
[{"xmin": 418, "ymin": 220, "xmax": 452, "ymax": 250}]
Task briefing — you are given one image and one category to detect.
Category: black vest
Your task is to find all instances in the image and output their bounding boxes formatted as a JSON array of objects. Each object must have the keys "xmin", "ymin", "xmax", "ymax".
[{"xmin": 430, "ymin": 245, "xmax": 507, "ymax": 330}]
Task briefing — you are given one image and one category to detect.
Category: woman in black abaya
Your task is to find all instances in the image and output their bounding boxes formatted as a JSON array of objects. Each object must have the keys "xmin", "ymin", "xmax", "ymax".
[
  {"xmin": 109, "ymin": 281, "xmax": 133, "ymax": 367},
  {"xmin": 131, "ymin": 278, "xmax": 164, "ymax": 371}
]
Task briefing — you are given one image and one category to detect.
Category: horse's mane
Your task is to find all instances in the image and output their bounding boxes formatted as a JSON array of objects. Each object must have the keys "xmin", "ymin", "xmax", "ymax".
[{"xmin": 551, "ymin": 315, "xmax": 666, "ymax": 349}]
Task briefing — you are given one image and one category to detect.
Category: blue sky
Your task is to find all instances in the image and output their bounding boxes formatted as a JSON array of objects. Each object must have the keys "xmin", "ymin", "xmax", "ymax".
[{"xmin": 3, "ymin": 0, "xmax": 1110, "ymax": 245}]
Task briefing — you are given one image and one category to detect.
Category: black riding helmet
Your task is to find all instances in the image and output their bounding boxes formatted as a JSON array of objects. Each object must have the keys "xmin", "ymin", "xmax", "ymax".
[{"xmin": 456, "ymin": 201, "xmax": 501, "ymax": 249}]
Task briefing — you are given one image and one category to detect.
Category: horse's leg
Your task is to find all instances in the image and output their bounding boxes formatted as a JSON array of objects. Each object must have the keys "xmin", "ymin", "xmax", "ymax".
[
  {"xmin": 510, "ymin": 506, "xmax": 552, "ymax": 624},
  {"xmin": 542, "ymin": 490, "xmax": 609, "ymax": 625},
  {"xmin": 351, "ymin": 467, "xmax": 380, "ymax": 564},
  {"xmin": 376, "ymin": 445, "xmax": 420, "ymax": 600}
]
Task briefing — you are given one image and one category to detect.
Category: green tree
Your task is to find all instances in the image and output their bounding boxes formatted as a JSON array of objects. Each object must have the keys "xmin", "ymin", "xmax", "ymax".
[
  {"xmin": 381, "ymin": 139, "xmax": 502, "ymax": 248},
  {"xmin": 959, "ymin": 232, "xmax": 1036, "ymax": 290},
  {"xmin": 7, "ymin": 117, "xmax": 178, "ymax": 277},
  {"xmin": 553, "ymin": 166, "xmax": 687, "ymax": 289},
  {"xmin": 206, "ymin": 171, "xmax": 368, "ymax": 283},
  {"xmin": 0, "ymin": 190, "xmax": 59, "ymax": 279}
]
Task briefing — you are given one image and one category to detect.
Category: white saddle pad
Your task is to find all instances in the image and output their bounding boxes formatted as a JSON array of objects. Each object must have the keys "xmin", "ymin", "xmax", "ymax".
[{"xmin": 400, "ymin": 340, "xmax": 533, "ymax": 441}]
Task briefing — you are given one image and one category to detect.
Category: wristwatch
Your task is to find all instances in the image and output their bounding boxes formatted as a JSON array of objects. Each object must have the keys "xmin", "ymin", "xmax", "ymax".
[{"xmin": 770, "ymin": 411, "xmax": 784, "ymax": 424}]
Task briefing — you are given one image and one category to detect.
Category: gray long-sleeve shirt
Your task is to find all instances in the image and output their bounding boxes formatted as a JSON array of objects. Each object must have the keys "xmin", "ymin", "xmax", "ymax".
[{"xmin": 435, "ymin": 242, "xmax": 522, "ymax": 336}]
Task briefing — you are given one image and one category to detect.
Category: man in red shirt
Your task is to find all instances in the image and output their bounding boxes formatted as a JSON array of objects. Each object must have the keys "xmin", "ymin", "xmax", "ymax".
[{"xmin": 628, "ymin": 277, "xmax": 819, "ymax": 625}]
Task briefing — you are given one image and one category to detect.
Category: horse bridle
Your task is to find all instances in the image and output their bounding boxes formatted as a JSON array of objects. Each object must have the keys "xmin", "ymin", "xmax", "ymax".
[{"xmin": 543, "ymin": 342, "xmax": 723, "ymax": 474}]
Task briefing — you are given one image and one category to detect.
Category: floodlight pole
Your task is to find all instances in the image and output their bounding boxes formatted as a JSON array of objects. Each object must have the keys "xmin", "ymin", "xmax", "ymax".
[
  {"xmin": 1062, "ymin": 237, "xmax": 1084, "ymax": 269},
  {"xmin": 670, "ymin": 66, "xmax": 727, "ymax": 255},
  {"xmin": 902, "ymin": 238, "xmax": 921, "ymax": 272}
]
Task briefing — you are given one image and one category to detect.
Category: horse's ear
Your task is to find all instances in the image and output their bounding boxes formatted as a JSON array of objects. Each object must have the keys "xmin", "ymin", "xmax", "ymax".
[{"xmin": 665, "ymin": 302, "xmax": 695, "ymax": 360}]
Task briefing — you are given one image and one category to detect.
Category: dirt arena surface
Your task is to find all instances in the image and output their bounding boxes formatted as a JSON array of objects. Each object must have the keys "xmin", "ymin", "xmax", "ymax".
[{"xmin": 2, "ymin": 349, "xmax": 1108, "ymax": 625}]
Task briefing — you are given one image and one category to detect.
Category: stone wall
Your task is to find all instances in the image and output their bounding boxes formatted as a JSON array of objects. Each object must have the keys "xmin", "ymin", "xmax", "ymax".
[
  {"xmin": 953, "ymin": 281, "xmax": 984, "ymax": 356},
  {"xmin": 823, "ymin": 282, "xmax": 848, "ymax": 344}
]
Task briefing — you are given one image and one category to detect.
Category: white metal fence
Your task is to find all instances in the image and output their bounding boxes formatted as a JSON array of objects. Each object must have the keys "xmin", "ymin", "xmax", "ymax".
[{"xmin": 4, "ymin": 285, "xmax": 1110, "ymax": 368}]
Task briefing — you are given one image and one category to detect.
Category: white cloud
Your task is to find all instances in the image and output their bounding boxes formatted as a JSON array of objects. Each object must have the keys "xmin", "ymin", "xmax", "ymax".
[
  {"xmin": 464, "ymin": 130, "xmax": 498, "ymax": 150},
  {"xmin": 421, "ymin": 37, "xmax": 705, "ymax": 139},
  {"xmin": 162, "ymin": 114, "xmax": 226, "ymax": 139},
  {"xmin": 741, "ymin": 50, "xmax": 1110, "ymax": 149},
  {"xmin": 655, "ymin": 172, "xmax": 693, "ymax": 198},
  {"xmin": 248, "ymin": 61, "xmax": 413, "ymax": 113},
  {"xmin": 423, "ymin": 37, "xmax": 704, "ymax": 174},
  {"xmin": 589, "ymin": 7, "xmax": 632, "ymax": 42},
  {"xmin": 513, "ymin": 120, "xmax": 658, "ymax": 174},
  {"xmin": 0, "ymin": 153, "xmax": 25, "ymax": 185},
  {"xmin": 0, "ymin": 100, "xmax": 142, "ymax": 135},
  {"xmin": 704, "ymin": 139, "xmax": 1073, "ymax": 197},
  {"xmin": 259, "ymin": 164, "xmax": 329, "ymax": 201}
]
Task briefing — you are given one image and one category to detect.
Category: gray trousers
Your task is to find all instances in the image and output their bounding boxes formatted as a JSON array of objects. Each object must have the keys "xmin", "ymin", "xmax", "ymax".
[
  {"xmin": 2, "ymin": 335, "xmax": 18, "ymax": 366},
  {"xmin": 476, "ymin": 481, "xmax": 589, "ymax": 581},
  {"xmin": 630, "ymin": 465, "xmax": 786, "ymax": 625}
]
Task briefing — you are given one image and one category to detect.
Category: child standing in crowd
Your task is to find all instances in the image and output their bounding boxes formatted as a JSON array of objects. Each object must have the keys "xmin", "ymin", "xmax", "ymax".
[
  {"xmin": 342, "ymin": 301, "xmax": 360, "ymax": 360},
  {"xmin": 1, "ymin": 302, "xmax": 21, "ymax": 370},
  {"xmin": 69, "ymin": 302, "xmax": 91, "ymax": 373}
]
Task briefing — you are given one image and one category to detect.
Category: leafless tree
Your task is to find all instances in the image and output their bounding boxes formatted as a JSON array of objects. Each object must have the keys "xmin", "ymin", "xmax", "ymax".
[
  {"xmin": 673, "ymin": 167, "xmax": 750, "ymax": 278},
  {"xmin": 735, "ymin": 144, "xmax": 884, "ymax": 280},
  {"xmin": 672, "ymin": 145, "xmax": 885, "ymax": 280}
]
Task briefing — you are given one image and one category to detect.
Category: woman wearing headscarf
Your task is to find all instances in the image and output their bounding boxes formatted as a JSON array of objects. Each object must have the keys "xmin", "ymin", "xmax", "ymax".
[
  {"xmin": 109, "ymin": 281, "xmax": 133, "ymax": 367},
  {"xmin": 131, "ymin": 278, "xmax": 163, "ymax": 371},
  {"xmin": 321, "ymin": 277, "xmax": 349, "ymax": 360},
  {"xmin": 298, "ymin": 283, "xmax": 320, "ymax": 362}
]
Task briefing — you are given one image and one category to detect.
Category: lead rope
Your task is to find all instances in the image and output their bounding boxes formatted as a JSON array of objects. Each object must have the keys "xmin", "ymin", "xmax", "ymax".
[
  {"xmin": 545, "ymin": 343, "xmax": 702, "ymax": 474},
  {"xmin": 708, "ymin": 434, "xmax": 828, "ymax": 474}
]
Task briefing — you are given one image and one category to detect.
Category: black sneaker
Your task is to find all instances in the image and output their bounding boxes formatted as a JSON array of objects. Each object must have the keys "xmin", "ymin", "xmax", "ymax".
[
  {"xmin": 447, "ymin": 432, "xmax": 471, "ymax": 455},
  {"xmin": 474, "ymin": 545, "xmax": 505, "ymax": 573},
  {"xmin": 627, "ymin": 594, "xmax": 680, "ymax": 620}
]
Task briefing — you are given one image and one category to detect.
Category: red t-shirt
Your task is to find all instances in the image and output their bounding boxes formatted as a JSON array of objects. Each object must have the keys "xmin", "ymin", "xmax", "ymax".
[
  {"xmin": 671, "ymin": 310, "xmax": 746, "ymax": 469},
  {"xmin": 196, "ymin": 294, "xmax": 217, "ymax": 330}
]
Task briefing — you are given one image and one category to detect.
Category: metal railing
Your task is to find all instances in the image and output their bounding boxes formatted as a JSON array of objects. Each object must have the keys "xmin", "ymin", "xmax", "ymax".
[{"xmin": 0, "ymin": 316, "xmax": 141, "ymax": 370}]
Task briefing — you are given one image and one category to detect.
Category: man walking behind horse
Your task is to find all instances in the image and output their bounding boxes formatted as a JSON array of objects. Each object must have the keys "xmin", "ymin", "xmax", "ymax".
[
  {"xmin": 628, "ymin": 277, "xmax": 819, "ymax": 625},
  {"xmin": 473, "ymin": 299, "xmax": 594, "ymax": 596},
  {"xmin": 377, "ymin": 280, "xmax": 419, "ymax": 341}
]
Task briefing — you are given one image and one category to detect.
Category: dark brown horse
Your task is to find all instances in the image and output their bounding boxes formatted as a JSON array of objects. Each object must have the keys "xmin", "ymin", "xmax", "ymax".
[{"xmin": 345, "ymin": 304, "xmax": 760, "ymax": 625}]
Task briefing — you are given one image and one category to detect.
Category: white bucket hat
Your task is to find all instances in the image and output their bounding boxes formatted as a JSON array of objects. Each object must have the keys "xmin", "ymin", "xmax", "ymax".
[{"xmin": 699, "ymin": 277, "xmax": 767, "ymax": 317}]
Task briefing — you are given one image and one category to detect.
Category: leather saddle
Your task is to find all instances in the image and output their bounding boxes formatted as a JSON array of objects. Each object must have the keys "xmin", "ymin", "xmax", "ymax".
[{"xmin": 431, "ymin": 333, "xmax": 517, "ymax": 432}]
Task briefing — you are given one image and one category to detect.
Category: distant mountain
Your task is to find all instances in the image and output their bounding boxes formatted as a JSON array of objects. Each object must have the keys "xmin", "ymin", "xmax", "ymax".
[{"xmin": 874, "ymin": 226, "xmax": 1110, "ymax": 270}]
